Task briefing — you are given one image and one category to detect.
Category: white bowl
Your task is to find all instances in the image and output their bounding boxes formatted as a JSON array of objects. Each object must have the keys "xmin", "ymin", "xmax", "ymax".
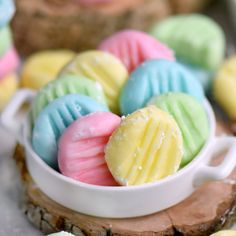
[{"xmin": 1, "ymin": 89, "xmax": 236, "ymax": 218}]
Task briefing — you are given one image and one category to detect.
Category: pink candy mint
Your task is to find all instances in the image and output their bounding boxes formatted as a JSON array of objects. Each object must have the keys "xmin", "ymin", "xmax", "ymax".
[
  {"xmin": 0, "ymin": 47, "xmax": 19, "ymax": 80},
  {"xmin": 98, "ymin": 29, "xmax": 175, "ymax": 73},
  {"xmin": 58, "ymin": 112, "xmax": 121, "ymax": 186}
]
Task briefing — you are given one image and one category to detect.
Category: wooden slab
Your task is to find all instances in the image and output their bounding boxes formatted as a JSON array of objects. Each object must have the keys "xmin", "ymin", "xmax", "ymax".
[{"xmin": 13, "ymin": 118, "xmax": 236, "ymax": 236}]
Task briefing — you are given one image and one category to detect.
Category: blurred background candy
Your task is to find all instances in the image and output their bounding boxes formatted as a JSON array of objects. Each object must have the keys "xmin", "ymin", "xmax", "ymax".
[
  {"xmin": 0, "ymin": 26, "xmax": 12, "ymax": 57},
  {"xmin": 0, "ymin": 47, "xmax": 19, "ymax": 79},
  {"xmin": 0, "ymin": 0, "xmax": 15, "ymax": 28},
  {"xmin": 150, "ymin": 14, "xmax": 225, "ymax": 71},
  {"xmin": 213, "ymin": 55, "xmax": 236, "ymax": 133},
  {"xmin": 0, "ymin": 0, "xmax": 19, "ymax": 112},
  {"xmin": 20, "ymin": 50, "xmax": 75, "ymax": 90},
  {"xmin": 0, "ymin": 73, "xmax": 18, "ymax": 111},
  {"xmin": 149, "ymin": 14, "xmax": 225, "ymax": 92}
]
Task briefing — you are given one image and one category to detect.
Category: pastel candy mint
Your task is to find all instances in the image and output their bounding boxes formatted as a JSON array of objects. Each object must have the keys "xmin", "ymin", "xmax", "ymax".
[
  {"xmin": 58, "ymin": 112, "xmax": 120, "ymax": 186},
  {"xmin": 105, "ymin": 106, "xmax": 183, "ymax": 186},
  {"xmin": 0, "ymin": 47, "xmax": 19, "ymax": 79},
  {"xmin": 32, "ymin": 94, "xmax": 108, "ymax": 169},
  {"xmin": 149, "ymin": 93, "xmax": 209, "ymax": 167},
  {"xmin": 213, "ymin": 56, "xmax": 236, "ymax": 120},
  {"xmin": 179, "ymin": 61, "xmax": 213, "ymax": 92},
  {"xmin": 120, "ymin": 60, "xmax": 204, "ymax": 115},
  {"xmin": 59, "ymin": 50, "xmax": 128, "ymax": 114},
  {"xmin": 0, "ymin": 26, "xmax": 12, "ymax": 57},
  {"xmin": 149, "ymin": 14, "xmax": 225, "ymax": 71},
  {"xmin": 21, "ymin": 50, "xmax": 75, "ymax": 90},
  {"xmin": 0, "ymin": 0, "xmax": 15, "ymax": 27},
  {"xmin": 0, "ymin": 73, "xmax": 18, "ymax": 111},
  {"xmin": 98, "ymin": 29, "xmax": 174, "ymax": 73},
  {"xmin": 31, "ymin": 75, "xmax": 107, "ymax": 122}
]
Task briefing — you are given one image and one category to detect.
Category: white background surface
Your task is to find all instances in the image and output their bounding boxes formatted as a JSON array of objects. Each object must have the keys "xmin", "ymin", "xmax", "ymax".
[
  {"xmin": 0, "ymin": 128, "xmax": 43, "ymax": 235},
  {"xmin": 0, "ymin": 0, "xmax": 235, "ymax": 235}
]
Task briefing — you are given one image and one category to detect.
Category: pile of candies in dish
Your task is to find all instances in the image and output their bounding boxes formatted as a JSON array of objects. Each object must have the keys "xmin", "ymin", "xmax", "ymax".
[
  {"xmin": 0, "ymin": 0, "xmax": 19, "ymax": 111},
  {"xmin": 21, "ymin": 13, "xmax": 236, "ymax": 187}
]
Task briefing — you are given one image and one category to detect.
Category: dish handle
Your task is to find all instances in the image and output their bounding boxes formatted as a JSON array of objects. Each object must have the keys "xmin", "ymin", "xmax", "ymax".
[
  {"xmin": 0, "ymin": 89, "xmax": 36, "ymax": 143},
  {"xmin": 194, "ymin": 136, "xmax": 236, "ymax": 187}
]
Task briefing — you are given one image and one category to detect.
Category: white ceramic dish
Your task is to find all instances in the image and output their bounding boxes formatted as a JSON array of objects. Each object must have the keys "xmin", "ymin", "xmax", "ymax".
[{"xmin": 1, "ymin": 89, "xmax": 236, "ymax": 219}]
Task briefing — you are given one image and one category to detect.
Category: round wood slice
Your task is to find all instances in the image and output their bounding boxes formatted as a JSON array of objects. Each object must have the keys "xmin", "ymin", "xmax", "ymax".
[{"xmin": 13, "ymin": 115, "xmax": 236, "ymax": 236}]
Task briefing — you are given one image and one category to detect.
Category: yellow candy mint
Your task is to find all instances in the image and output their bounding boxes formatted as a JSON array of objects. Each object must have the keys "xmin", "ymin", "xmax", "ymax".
[
  {"xmin": 0, "ymin": 73, "xmax": 18, "ymax": 111},
  {"xmin": 60, "ymin": 50, "xmax": 128, "ymax": 114},
  {"xmin": 21, "ymin": 50, "xmax": 75, "ymax": 90},
  {"xmin": 213, "ymin": 56, "xmax": 236, "ymax": 120},
  {"xmin": 105, "ymin": 106, "xmax": 183, "ymax": 186}
]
